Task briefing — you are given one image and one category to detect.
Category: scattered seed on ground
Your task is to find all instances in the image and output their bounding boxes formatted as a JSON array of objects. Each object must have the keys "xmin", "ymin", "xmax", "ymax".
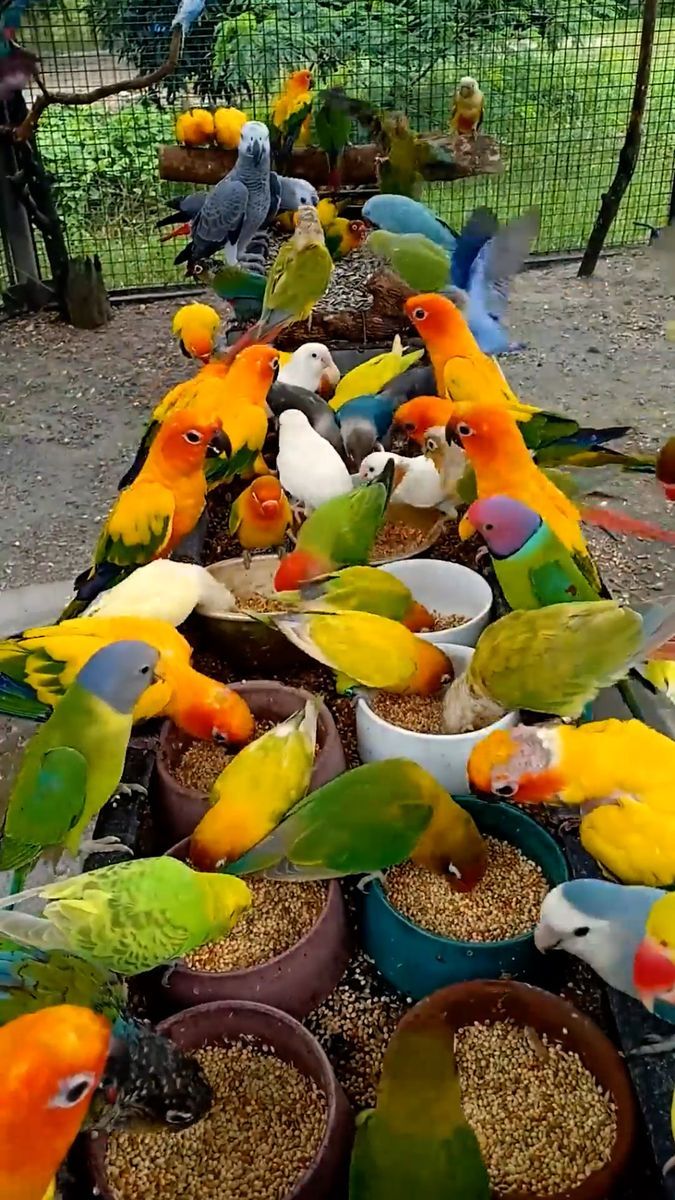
[
  {"xmin": 369, "ymin": 690, "xmax": 448, "ymax": 733},
  {"xmin": 386, "ymin": 837, "xmax": 549, "ymax": 941},
  {"xmin": 456, "ymin": 1019, "xmax": 617, "ymax": 1195},
  {"xmin": 184, "ymin": 878, "xmax": 328, "ymax": 972},
  {"xmin": 105, "ymin": 1041, "xmax": 327, "ymax": 1200},
  {"xmin": 173, "ymin": 722, "xmax": 275, "ymax": 792}
]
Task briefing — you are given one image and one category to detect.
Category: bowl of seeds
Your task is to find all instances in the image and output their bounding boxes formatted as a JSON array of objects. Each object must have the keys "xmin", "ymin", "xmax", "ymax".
[
  {"xmin": 198, "ymin": 556, "xmax": 307, "ymax": 673},
  {"xmin": 378, "ymin": 558, "xmax": 493, "ymax": 646},
  {"xmin": 361, "ymin": 797, "xmax": 568, "ymax": 1000},
  {"xmin": 356, "ymin": 644, "xmax": 518, "ymax": 794},
  {"xmin": 397, "ymin": 980, "xmax": 635, "ymax": 1200},
  {"xmin": 152, "ymin": 842, "xmax": 351, "ymax": 1019},
  {"xmin": 368, "ymin": 501, "xmax": 450, "ymax": 564},
  {"xmin": 154, "ymin": 682, "xmax": 347, "ymax": 847},
  {"xmin": 95, "ymin": 999, "xmax": 354, "ymax": 1200}
]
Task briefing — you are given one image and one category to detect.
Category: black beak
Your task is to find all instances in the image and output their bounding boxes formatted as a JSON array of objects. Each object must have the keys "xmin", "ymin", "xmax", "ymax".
[
  {"xmin": 207, "ymin": 430, "xmax": 232, "ymax": 459},
  {"xmin": 251, "ymin": 140, "xmax": 263, "ymax": 166},
  {"xmin": 445, "ymin": 418, "xmax": 460, "ymax": 447},
  {"xmin": 212, "ymin": 729, "xmax": 230, "ymax": 746}
]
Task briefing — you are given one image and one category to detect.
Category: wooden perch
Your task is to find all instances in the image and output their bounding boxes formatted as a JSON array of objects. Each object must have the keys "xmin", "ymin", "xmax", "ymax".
[
  {"xmin": 272, "ymin": 268, "xmax": 417, "ymax": 350},
  {"xmin": 0, "ymin": 28, "xmax": 182, "ymax": 143},
  {"xmin": 159, "ymin": 131, "xmax": 503, "ymax": 188}
]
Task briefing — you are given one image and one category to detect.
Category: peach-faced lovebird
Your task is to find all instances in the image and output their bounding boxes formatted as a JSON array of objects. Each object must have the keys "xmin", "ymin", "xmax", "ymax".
[
  {"xmin": 468, "ymin": 717, "xmax": 675, "ymax": 886},
  {"xmin": 0, "ymin": 1005, "xmax": 110, "ymax": 1200},
  {"xmin": 223, "ymin": 759, "xmax": 487, "ymax": 887},
  {"xmin": 229, "ymin": 476, "xmax": 292, "ymax": 553},
  {"xmin": 275, "ymin": 564, "xmax": 433, "ymax": 630}
]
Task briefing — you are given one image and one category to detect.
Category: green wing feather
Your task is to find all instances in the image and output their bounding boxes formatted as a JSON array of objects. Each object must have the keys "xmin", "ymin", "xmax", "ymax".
[
  {"xmin": 0, "ymin": 946, "xmax": 125, "ymax": 1025},
  {"xmin": 0, "ymin": 745, "xmax": 87, "ymax": 871},
  {"xmin": 297, "ymin": 478, "xmax": 390, "ymax": 566}
]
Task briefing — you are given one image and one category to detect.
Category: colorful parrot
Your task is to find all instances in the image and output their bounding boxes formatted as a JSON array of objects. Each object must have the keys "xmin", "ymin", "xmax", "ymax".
[
  {"xmin": 394, "ymin": 396, "xmax": 454, "ymax": 445},
  {"xmin": 171, "ymin": 302, "xmax": 223, "ymax": 362},
  {"xmin": 269, "ymin": 68, "xmax": 314, "ymax": 170},
  {"xmin": 310, "ymin": 198, "xmax": 368, "ymax": 262},
  {"xmin": 534, "ymin": 880, "xmax": 675, "ymax": 1025},
  {"xmin": 196, "ymin": 261, "xmax": 266, "ymax": 324},
  {"xmin": 0, "ymin": 946, "xmax": 213, "ymax": 1133},
  {"xmin": 213, "ymin": 106, "xmax": 248, "ymax": 149},
  {"xmin": 0, "ymin": 1005, "xmax": 110, "ymax": 1200},
  {"xmin": 229, "ymin": 476, "xmax": 292, "ymax": 555},
  {"xmin": 334, "ymin": 392, "xmax": 399, "ymax": 470},
  {"xmin": 156, "ymin": 191, "xmax": 206, "ymax": 243},
  {"xmin": 62, "ymin": 412, "xmax": 230, "ymax": 617},
  {"xmin": 273, "ymin": 458, "xmax": 395, "ymax": 590},
  {"xmin": 0, "ymin": 615, "xmax": 255, "ymax": 743},
  {"xmin": 175, "ymin": 107, "xmax": 214, "ymax": 147},
  {"xmin": 0, "ymin": 640, "xmax": 157, "ymax": 893},
  {"xmin": 349, "ymin": 1009, "xmax": 490, "ymax": 1200},
  {"xmin": 363, "ymin": 194, "xmax": 458, "ymax": 256},
  {"xmin": 81, "ymin": 560, "xmax": 236, "ymax": 626},
  {"xmin": 330, "ymin": 336, "xmax": 424, "ymax": 412},
  {"xmin": 189, "ymin": 698, "xmax": 320, "ymax": 870},
  {"xmin": 633, "ymin": 893, "xmax": 675, "ymax": 1010},
  {"xmin": 468, "ymin": 717, "xmax": 675, "ymax": 886},
  {"xmin": 223, "ymin": 758, "xmax": 487, "ymax": 888},
  {"xmin": 0, "ymin": 857, "xmax": 252, "ymax": 976},
  {"xmin": 269, "ymin": 610, "xmax": 450, "ymax": 695},
  {"xmin": 466, "ymin": 496, "xmax": 601, "ymax": 608},
  {"xmin": 443, "ymin": 600, "xmax": 675, "ymax": 733},
  {"xmin": 366, "ymin": 229, "xmax": 450, "ymax": 292},
  {"xmin": 450, "ymin": 76, "xmax": 485, "ymax": 136},
  {"xmin": 171, "ymin": 0, "xmax": 207, "ymax": 42},
  {"xmin": 314, "ymin": 88, "xmax": 353, "ymax": 187},
  {"xmin": 275, "ymin": 565, "xmax": 433, "ymax": 631},
  {"xmin": 0, "ymin": 0, "xmax": 39, "ymax": 102},
  {"xmin": 277, "ymin": 409, "xmax": 352, "ymax": 511}
]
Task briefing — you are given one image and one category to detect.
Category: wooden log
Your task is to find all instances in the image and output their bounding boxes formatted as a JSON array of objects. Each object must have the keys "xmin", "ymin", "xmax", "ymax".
[
  {"xmin": 158, "ymin": 132, "xmax": 502, "ymax": 188},
  {"xmin": 272, "ymin": 268, "xmax": 417, "ymax": 350}
]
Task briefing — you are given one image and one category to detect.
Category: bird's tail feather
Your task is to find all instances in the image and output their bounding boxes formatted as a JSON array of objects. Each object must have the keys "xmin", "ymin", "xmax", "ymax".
[
  {"xmin": 0, "ymin": 674, "xmax": 49, "ymax": 723},
  {"xmin": 159, "ymin": 223, "xmax": 191, "ymax": 243},
  {"xmin": 632, "ymin": 598, "xmax": 675, "ymax": 659},
  {"xmin": 581, "ymin": 505, "xmax": 675, "ymax": 545}
]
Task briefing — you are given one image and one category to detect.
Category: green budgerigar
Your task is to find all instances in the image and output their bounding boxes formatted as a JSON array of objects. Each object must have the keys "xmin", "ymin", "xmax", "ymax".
[
  {"xmin": 349, "ymin": 1009, "xmax": 490, "ymax": 1200},
  {"xmin": 465, "ymin": 495, "xmax": 601, "ymax": 610},
  {"xmin": 0, "ymin": 857, "xmax": 252, "ymax": 975},
  {"xmin": 365, "ymin": 229, "xmax": 450, "ymax": 292},
  {"xmin": 0, "ymin": 640, "xmax": 158, "ymax": 893},
  {"xmin": 275, "ymin": 565, "xmax": 434, "ymax": 630}
]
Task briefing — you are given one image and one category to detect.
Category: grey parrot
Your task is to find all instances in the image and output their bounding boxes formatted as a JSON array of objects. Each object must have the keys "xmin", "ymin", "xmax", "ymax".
[
  {"xmin": 266, "ymin": 174, "xmax": 319, "ymax": 223},
  {"xmin": 175, "ymin": 121, "xmax": 272, "ymax": 271}
]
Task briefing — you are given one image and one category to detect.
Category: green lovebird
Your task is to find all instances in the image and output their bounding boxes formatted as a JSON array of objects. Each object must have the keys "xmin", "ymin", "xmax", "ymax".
[
  {"xmin": 365, "ymin": 229, "xmax": 450, "ymax": 292},
  {"xmin": 0, "ymin": 640, "xmax": 158, "ymax": 893},
  {"xmin": 0, "ymin": 857, "xmax": 252, "ymax": 976},
  {"xmin": 349, "ymin": 1009, "xmax": 490, "ymax": 1200},
  {"xmin": 466, "ymin": 495, "xmax": 601, "ymax": 609}
]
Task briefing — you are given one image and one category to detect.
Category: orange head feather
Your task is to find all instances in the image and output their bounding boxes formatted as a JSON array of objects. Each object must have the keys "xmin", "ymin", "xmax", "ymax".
[
  {"xmin": 243, "ymin": 476, "xmax": 287, "ymax": 521},
  {"xmin": 224, "ymin": 344, "xmax": 280, "ymax": 406},
  {"xmin": 446, "ymin": 400, "xmax": 527, "ymax": 469},
  {"xmin": 273, "ymin": 548, "xmax": 332, "ymax": 592},
  {"xmin": 467, "ymin": 728, "xmax": 565, "ymax": 805},
  {"xmin": 149, "ymin": 410, "xmax": 227, "ymax": 476},
  {"xmin": 289, "ymin": 68, "xmax": 313, "ymax": 93},
  {"xmin": 401, "ymin": 600, "xmax": 435, "ymax": 632},
  {"xmin": 169, "ymin": 667, "xmax": 255, "ymax": 745},
  {"xmin": 404, "ymin": 293, "xmax": 480, "ymax": 387},
  {"xmin": 406, "ymin": 639, "xmax": 452, "ymax": 695},
  {"xmin": 394, "ymin": 395, "xmax": 454, "ymax": 445}
]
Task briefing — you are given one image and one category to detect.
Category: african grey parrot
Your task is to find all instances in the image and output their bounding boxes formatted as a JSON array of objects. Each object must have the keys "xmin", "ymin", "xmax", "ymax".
[
  {"xmin": 266, "ymin": 174, "xmax": 319, "ymax": 223},
  {"xmin": 175, "ymin": 121, "xmax": 272, "ymax": 271}
]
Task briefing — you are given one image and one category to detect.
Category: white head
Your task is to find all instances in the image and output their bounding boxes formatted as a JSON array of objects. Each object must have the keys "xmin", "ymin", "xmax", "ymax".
[
  {"xmin": 282, "ymin": 343, "xmax": 339, "ymax": 391},
  {"xmin": 294, "ymin": 205, "xmax": 324, "ymax": 243},
  {"xmin": 238, "ymin": 121, "xmax": 270, "ymax": 166},
  {"xmin": 278, "ymin": 408, "xmax": 313, "ymax": 436},
  {"xmin": 358, "ymin": 449, "xmax": 399, "ymax": 482},
  {"xmin": 458, "ymin": 76, "xmax": 479, "ymax": 96}
]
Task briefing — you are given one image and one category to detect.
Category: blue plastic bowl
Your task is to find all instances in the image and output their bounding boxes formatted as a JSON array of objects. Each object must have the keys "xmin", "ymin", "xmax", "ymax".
[{"xmin": 361, "ymin": 797, "xmax": 569, "ymax": 1000}]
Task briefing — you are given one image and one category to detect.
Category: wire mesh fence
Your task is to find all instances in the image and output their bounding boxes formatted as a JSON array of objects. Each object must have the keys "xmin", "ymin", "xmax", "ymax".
[{"xmin": 1, "ymin": 0, "xmax": 674, "ymax": 294}]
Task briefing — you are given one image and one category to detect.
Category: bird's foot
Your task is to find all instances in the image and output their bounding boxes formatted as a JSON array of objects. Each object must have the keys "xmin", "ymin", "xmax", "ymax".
[
  {"xmin": 242, "ymin": 550, "xmax": 252, "ymax": 570},
  {"xmin": 357, "ymin": 870, "xmax": 386, "ymax": 892},
  {"xmin": 627, "ymin": 1034, "xmax": 675, "ymax": 1057},
  {"xmin": 291, "ymin": 502, "xmax": 307, "ymax": 528},
  {"xmin": 115, "ymin": 783, "xmax": 148, "ymax": 800},
  {"xmin": 81, "ymin": 836, "xmax": 133, "ymax": 857},
  {"xmin": 238, "ymin": 252, "xmax": 267, "ymax": 275}
]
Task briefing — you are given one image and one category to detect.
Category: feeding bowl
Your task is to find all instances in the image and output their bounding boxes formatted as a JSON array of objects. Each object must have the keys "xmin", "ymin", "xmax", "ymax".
[
  {"xmin": 154, "ymin": 681, "xmax": 347, "ymax": 847},
  {"xmin": 361, "ymin": 797, "xmax": 568, "ymax": 1000},
  {"xmin": 398, "ymin": 980, "xmax": 636, "ymax": 1200},
  {"xmin": 88, "ymin": 1000, "xmax": 354, "ymax": 1200},
  {"xmin": 378, "ymin": 557, "xmax": 493, "ymax": 646},
  {"xmin": 356, "ymin": 644, "xmax": 518, "ymax": 794},
  {"xmin": 198, "ymin": 555, "xmax": 303, "ymax": 673},
  {"xmin": 152, "ymin": 840, "xmax": 350, "ymax": 1019}
]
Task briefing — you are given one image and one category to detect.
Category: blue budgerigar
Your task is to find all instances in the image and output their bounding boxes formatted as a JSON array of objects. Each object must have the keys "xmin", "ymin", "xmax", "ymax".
[
  {"xmin": 363, "ymin": 194, "xmax": 458, "ymax": 256},
  {"xmin": 334, "ymin": 392, "xmax": 398, "ymax": 469},
  {"xmin": 171, "ymin": 0, "xmax": 207, "ymax": 39}
]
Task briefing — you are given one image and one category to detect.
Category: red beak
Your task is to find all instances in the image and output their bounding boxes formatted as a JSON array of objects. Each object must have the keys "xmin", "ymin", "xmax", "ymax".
[
  {"xmin": 633, "ymin": 937, "xmax": 675, "ymax": 1008},
  {"xmin": 261, "ymin": 499, "xmax": 279, "ymax": 516}
]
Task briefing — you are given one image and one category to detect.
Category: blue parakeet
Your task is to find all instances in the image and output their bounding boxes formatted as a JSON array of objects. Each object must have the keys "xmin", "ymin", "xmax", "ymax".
[
  {"xmin": 171, "ymin": 0, "xmax": 207, "ymax": 39},
  {"xmin": 363, "ymin": 194, "xmax": 457, "ymax": 255},
  {"xmin": 334, "ymin": 392, "xmax": 398, "ymax": 469}
]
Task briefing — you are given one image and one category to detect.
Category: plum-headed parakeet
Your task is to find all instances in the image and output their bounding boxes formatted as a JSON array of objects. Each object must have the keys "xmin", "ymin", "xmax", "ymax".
[
  {"xmin": 189, "ymin": 698, "xmax": 320, "ymax": 870},
  {"xmin": 223, "ymin": 758, "xmax": 487, "ymax": 888},
  {"xmin": 0, "ymin": 641, "xmax": 157, "ymax": 893},
  {"xmin": 275, "ymin": 565, "xmax": 433, "ymax": 631},
  {"xmin": 0, "ymin": 857, "xmax": 252, "ymax": 976}
]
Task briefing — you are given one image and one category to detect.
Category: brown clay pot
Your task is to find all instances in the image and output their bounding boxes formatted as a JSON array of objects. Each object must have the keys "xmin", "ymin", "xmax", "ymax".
[
  {"xmin": 400, "ymin": 979, "xmax": 636, "ymax": 1200},
  {"xmin": 150, "ymin": 840, "xmax": 351, "ymax": 1019},
  {"xmin": 87, "ymin": 999, "xmax": 354, "ymax": 1200},
  {"xmin": 153, "ymin": 681, "xmax": 346, "ymax": 848}
]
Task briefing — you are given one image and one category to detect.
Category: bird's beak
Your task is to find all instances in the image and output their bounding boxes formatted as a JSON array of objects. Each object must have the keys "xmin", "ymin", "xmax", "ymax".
[
  {"xmin": 212, "ymin": 728, "xmax": 230, "ymax": 746},
  {"xmin": 251, "ymin": 139, "xmax": 263, "ymax": 166},
  {"xmin": 445, "ymin": 419, "xmax": 461, "ymax": 446},
  {"xmin": 534, "ymin": 921, "xmax": 561, "ymax": 953},
  {"xmin": 207, "ymin": 430, "xmax": 232, "ymax": 459},
  {"xmin": 261, "ymin": 499, "xmax": 279, "ymax": 515},
  {"xmin": 179, "ymin": 339, "xmax": 191, "ymax": 360},
  {"xmin": 458, "ymin": 514, "xmax": 476, "ymax": 540},
  {"xmin": 469, "ymin": 786, "xmax": 503, "ymax": 804},
  {"xmin": 633, "ymin": 937, "xmax": 675, "ymax": 1008},
  {"xmin": 324, "ymin": 363, "xmax": 340, "ymax": 388}
]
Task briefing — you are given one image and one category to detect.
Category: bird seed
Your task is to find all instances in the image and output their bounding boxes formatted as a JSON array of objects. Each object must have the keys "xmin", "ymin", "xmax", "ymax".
[
  {"xmin": 385, "ymin": 837, "xmax": 549, "ymax": 941},
  {"xmin": 105, "ymin": 1042, "xmax": 328, "ymax": 1200},
  {"xmin": 173, "ymin": 722, "xmax": 275, "ymax": 792},
  {"xmin": 370, "ymin": 521, "xmax": 436, "ymax": 561},
  {"xmin": 368, "ymin": 690, "xmax": 448, "ymax": 733},
  {"xmin": 456, "ymin": 1019, "xmax": 617, "ymax": 1195},
  {"xmin": 419, "ymin": 610, "xmax": 468, "ymax": 631},
  {"xmin": 183, "ymin": 878, "xmax": 328, "ymax": 972},
  {"xmin": 236, "ymin": 590, "xmax": 288, "ymax": 613}
]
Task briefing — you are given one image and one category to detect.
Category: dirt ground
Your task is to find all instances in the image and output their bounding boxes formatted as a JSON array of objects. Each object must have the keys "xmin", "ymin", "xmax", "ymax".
[{"xmin": 0, "ymin": 248, "xmax": 672, "ymax": 600}]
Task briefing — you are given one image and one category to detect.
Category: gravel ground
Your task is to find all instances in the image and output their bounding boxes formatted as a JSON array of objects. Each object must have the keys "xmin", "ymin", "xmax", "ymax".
[{"xmin": 0, "ymin": 247, "xmax": 672, "ymax": 599}]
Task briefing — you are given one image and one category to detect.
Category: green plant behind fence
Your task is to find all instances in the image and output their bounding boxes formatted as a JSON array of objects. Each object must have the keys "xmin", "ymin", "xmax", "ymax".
[{"xmin": 1, "ymin": 0, "xmax": 673, "ymax": 293}]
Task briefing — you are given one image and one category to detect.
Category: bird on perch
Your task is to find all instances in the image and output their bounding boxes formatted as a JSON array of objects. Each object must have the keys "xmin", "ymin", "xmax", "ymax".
[{"xmin": 450, "ymin": 76, "xmax": 484, "ymax": 137}]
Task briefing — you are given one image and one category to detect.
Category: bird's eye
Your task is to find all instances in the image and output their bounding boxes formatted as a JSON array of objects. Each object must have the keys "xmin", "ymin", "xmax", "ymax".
[
  {"xmin": 270, "ymin": 357, "xmax": 279, "ymax": 371},
  {"xmin": 49, "ymin": 1072, "xmax": 96, "ymax": 1109},
  {"xmin": 184, "ymin": 429, "xmax": 202, "ymax": 444},
  {"xmin": 573, "ymin": 926, "xmax": 590, "ymax": 938},
  {"xmin": 484, "ymin": 522, "xmax": 494, "ymax": 532},
  {"xmin": 457, "ymin": 422, "xmax": 473, "ymax": 438},
  {"xmin": 404, "ymin": 422, "xmax": 415, "ymax": 432},
  {"xmin": 311, "ymin": 352, "xmax": 318, "ymax": 359},
  {"xmin": 412, "ymin": 307, "xmax": 427, "ymax": 320},
  {"xmin": 494, "ymin": 782, "xmax": 516, "ymax": 797},
  {"xmin": 166, "ymin": 1109, "xmax": 194, "ymax": 1126},
  {"xmin": 140, "ymin": 664, "xmax": 151, "ymax": 675}
]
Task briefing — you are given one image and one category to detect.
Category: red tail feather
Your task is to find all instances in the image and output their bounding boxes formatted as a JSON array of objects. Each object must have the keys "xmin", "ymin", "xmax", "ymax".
[
  {"xmin": 159, "ymin": 223, "xmax": 191, "ymax": 243},
  {"xmin": 581, "ymin": 504, "xmax": 675, "ymax": 545},
  {"xmin": 649, "ymin": 637, "xmax": 675, "ymax": 661}
]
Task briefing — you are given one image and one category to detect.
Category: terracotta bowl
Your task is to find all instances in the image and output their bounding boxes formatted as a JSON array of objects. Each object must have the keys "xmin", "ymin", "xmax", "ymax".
[
  {"xmin": 400, "ymin": 979, "xmax": 636, "ymax": 1200},
  {"xmin": 88, "ymin": 1000, "xmax": 354, "ymax": 1200},
  {"xmin": 153, "ymin": 680, "xmax": 346, "ymax": 848}
]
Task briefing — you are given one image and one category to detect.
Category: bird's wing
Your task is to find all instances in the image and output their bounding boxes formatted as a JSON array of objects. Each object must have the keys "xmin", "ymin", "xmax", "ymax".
[
  {"xmin": 191, "ymin": 178, "xmax": 248, "ymax": 258},
  {"xmin": 451, "ymin": 207, "xmax": 498, "ymax": 290},
  {"xmin": 96, "ymin": 482, "xmax": 176, "ymax": 567},
  {"xmin": 0, "ymin": 746, "xmax": 87, "ymax": 871},
  {"xmin": 471, "ymin": 207, "xmax": 540, "ymax": 318}
]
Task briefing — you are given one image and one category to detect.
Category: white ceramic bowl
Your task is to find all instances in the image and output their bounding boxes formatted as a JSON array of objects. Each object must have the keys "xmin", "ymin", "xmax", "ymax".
[
  {"xmin": 356, "ymin": 645, "xmax": 518, "ymax": 795},
  {"xmin": 378, "ymin": 559, "xmax": 492, "ymax": 647}
]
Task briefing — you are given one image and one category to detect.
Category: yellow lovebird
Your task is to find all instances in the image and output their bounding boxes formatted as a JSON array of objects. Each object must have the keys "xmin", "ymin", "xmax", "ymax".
[
  {"xmin": 270, "ymin": 610, "xmax": 450, "ymax": 695},
  {"xmin": 329, "ymin": 335, "xmax": 424, "ymax": 411},
  {"xmin": 172, "ymin": 302, "xmax": 222, "ymax": 362},
  {"xmin": 468, "ymin": 717, "xmax": 675, "ymax": 886},
  {"xmin": 213, "ymin": 106, "xmax": 248, "ymax": 149},
  {"xmin": 190, "ymin": 697, "xmax": 321, "ymax": 870},
  {"xmin": 175, "ymin": 108, "xmax": 215, "ymax": 147}
]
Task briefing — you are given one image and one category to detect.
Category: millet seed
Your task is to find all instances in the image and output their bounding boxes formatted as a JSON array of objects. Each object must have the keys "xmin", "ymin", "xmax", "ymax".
[
  {"xmin": 236, "ymin": 591, "xmax": 288, "ymax": 613},
  {"xmin": 370, "ymin": 521, "xmax": 433, "ymax": 561},
  {"xmin": 174, "ymin": 721, "xmax": 275, "ymax": 792},
  {"xmin": 368, "ymin": 690, "xmax": 448, "ymax": 732},
  {"xmin": 385, "ymin": 837, "xmax": 549, "ymax": 942},
  {"xmin": 418, "ymin": 610, "xmax": 468, "ymax": 632},
  {"xmin": 105, "ymin": 1042, "xmax": 328, "ymax": 1200},
  {"xmin": 184, "ymin": 878, "xmax": 328, "ymax": 972},
  {"xmin": 456, "ymin": 1019, "xmax": 617, "ymax": 1195}
]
